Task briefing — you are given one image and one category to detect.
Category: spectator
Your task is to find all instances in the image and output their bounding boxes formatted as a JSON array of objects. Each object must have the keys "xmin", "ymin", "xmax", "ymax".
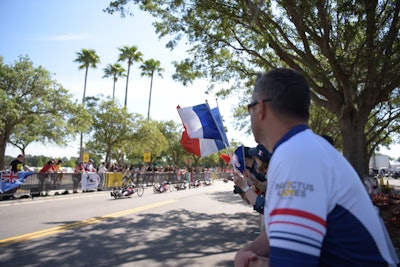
[
  {"xmin": 85, "ymin": 159, "xmax": 96, "ymax": 172},
  {"xmin": 73, "ymin": 162, "xmax": 85, "ymax": 193},
  {"xmin": 55, "ymin": 160, "xmax": 63, "ymax": 172},
  {"xmin": 10, "ymin": 154, "xmax": 30, "ymax": 172},
  {"xmin": 235, "ymin": 144, "xmax": 270, "ymax": 214},
  {"xmin": 248, "ymin": 144, "xmax": 269, "ymax": 192},
  {"xmin": 97, "ymin": 162, "xmax": 107, "ymax": 173},
  {"xmin": 234, "ymin": 68, "xmax": 399, "ymax": 267},
  {"xmin": 39, "ymin": 160, "xmax": 57, "ymax": 173}
]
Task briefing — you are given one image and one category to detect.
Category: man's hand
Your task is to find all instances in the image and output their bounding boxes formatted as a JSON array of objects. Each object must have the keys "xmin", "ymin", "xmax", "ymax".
[
  {"xmin": 233, "ymin": 172, "xmax": 247, "ymax": 188},
  {"xmin": 234, "ymin": 250, "xmax": 258, "ymax": 267}
]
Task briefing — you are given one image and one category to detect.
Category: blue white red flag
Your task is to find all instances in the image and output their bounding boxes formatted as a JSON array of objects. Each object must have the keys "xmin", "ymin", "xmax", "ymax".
[
  {"xmin": 177, "ymin": 103, "xmax": 229, "ymax": 157},
  {"xmin": 211, "ymin": 107, "xmax": 230, "ymax": 147},
  {"xmin": 180, "ymin": 130, "xmax": 226, "ymax": 157},
  {"xmin": 231, "ymin": 145, "xmax": 245, "ymax": 174},
  {"xmin": 0, "ymin": 171, "xmax": 36, "ymax": 193}
]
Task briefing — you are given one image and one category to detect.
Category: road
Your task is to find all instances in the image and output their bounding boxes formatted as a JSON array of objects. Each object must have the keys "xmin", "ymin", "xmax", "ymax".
[{"xmin": 0, "ymin": 181, "xmax": 262, "ymax": 267}]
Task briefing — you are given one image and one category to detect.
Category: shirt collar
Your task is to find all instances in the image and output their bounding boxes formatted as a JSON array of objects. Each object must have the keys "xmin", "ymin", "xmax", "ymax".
[{"xmin": 272, "ymin": 124, "xmax": 309, "ymax": 153}]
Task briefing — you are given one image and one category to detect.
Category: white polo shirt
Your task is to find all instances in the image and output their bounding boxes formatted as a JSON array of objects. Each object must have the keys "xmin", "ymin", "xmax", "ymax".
[{"xmin": 265, "ymin": 126, "xmax": 399, "ymax": 266}]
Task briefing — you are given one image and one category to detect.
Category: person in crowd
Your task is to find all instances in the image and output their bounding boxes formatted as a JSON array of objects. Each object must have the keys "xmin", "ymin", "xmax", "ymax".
[
  {"xmin": 235, "ymin": 144, "xmax": 270, "ymax": 214},
  {"xmin": 74, "ymin": 162, "xmax": 85, "ymax": 173},
  {"xmin": 96, "ymin": 161, "xmax": 107, "ymax": 191},
  {"xmin": 248, "ymin": 144, "xmax": 269, "ymax": 193},
  {"xmin": 97, "ymin": 162, "xmax": 107, "ymax": 173},
  {"xmin": 72, "ymin": 161, "xmax": 85, "ymax": 193},
  {"xmin": 234, "ymin": 68, "xmax": 399, "ymax": 267},
  {"xmin": 39, "ymin": 160, "xmax": 57, "ymax": 173},
  {"xmin": 51, "ymin": 159, "xmax": 64, "ymax": 190},
  {"xmin": 10, "ymin": 154, "xmax": 30, "ymax": 172},
  {"xmin": 55, "ymin": 160, "xmax": 63, "ymax": 172},
  {"xmin": 85, "ymin": 159, "xmax": 96, "ymax": 172}
]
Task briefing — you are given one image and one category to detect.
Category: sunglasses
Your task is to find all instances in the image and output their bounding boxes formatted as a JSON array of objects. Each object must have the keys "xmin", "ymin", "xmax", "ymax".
[{"xmin": 247, "ymin": 99, "xmax": 272, "ymax": 113}]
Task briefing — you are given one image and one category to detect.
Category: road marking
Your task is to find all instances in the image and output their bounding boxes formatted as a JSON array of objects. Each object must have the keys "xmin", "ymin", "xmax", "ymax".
[{"xmin": 0, "ymin": 199, "xmax": 177, "ymax": 247}]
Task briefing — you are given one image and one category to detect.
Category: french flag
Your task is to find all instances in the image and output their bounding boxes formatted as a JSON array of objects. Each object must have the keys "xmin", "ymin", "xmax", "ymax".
[
  {"xmin": 231, "ymin": 145, "xmax": 245, "ymax": 173},
  {"xmin": 177, "ymin": 103, "xmax": 229, "ymax": 157}
]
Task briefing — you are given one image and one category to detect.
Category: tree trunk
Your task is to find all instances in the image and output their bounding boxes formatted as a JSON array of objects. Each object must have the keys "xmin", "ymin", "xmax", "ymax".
[
  {"xmin": 80, "ymin": 67, "xmax": 89, "ymax": 162},
  {"xmin": 339, "ymin": 115, "xmax": 367, "ymax": 180},
  {"xmin": 124, "ymin": 64, "xmax": 131, "ymax": 107},
  {"xmin": 147, "ymin": 74, "xmax": 154, "ymax": 120},
  {"xmin": 0, "ymin": 138, "xmax": 7, "ymax": 170},
  {"xmin": 112, "ymin": 80, "xmax": 116, "ymax": 99},
  {"xmin": 106, "ymin": 146, "xmax": 112, "ymax": 164}
]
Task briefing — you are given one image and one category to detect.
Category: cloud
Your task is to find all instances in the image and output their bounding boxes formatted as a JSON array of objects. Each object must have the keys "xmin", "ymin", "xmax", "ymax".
[{"xmin": 47, "ymin": 33, "xmax": 91, "ymax": 41}]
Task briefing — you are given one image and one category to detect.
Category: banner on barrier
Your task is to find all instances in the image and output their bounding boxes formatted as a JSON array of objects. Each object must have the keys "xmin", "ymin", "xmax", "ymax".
[{"xmin": 81, "ymin": 173, "xmax": 100, "ymax": 191}]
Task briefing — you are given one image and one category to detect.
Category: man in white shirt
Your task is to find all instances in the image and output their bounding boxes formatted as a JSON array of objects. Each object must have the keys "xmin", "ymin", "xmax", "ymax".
[{"xmin": 234, "ymin": 68, "xmax": 399, "ymax": 267}]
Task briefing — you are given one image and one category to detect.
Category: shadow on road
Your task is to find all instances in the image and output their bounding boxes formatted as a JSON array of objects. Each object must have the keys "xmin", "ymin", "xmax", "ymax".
[{"xmin": 0, "ymin": 189, "xmax": 260, "ymax": 267}]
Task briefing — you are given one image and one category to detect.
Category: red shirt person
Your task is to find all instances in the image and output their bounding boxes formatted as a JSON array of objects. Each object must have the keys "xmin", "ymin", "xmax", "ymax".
[{"xmin": 39, "ymin": 160, "xmax": 57, "ymax": 173}]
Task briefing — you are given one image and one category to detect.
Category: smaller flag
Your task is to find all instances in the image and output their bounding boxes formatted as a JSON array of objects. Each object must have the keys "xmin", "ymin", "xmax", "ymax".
[
  {"xmin": 231, "ymin": 145, "xmax": 245, "ymax": 174},
  {"xmin": 0, "ymin": 171, "xmax": 36, "ymax": 194},
  {"xmin": 220, "ymin": 153, "xmax": 231, "ymax": 165}
]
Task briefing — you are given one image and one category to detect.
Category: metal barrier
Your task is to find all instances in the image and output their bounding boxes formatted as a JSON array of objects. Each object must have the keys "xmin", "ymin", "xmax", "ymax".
[{"xmin": 0, "ymin": 171, "xmax": 232, "ymax": 199}]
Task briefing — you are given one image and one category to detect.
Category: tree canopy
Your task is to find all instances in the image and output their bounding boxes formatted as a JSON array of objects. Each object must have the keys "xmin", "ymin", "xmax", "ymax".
[
  {"xmin": 0, "ymin": 55, "xmax": 82, "ymax": 170},
  {"xmin": 105, "ymin": 0, "xmax": 400, "ymax": 178}
]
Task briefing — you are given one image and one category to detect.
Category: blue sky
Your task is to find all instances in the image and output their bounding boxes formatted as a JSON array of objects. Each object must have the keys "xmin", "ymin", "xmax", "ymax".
[{"xmin": 1, "ymin": 0, "xmax": 257, "ymax": 159}]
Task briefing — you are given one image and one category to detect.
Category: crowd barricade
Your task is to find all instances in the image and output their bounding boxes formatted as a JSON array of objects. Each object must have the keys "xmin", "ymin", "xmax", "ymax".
[
  {"xmin": 105, "ymin": 172, "xmax": 123, "ymax": 188},
  {"xmin": 0, "ymin": 171, "xmax": 233, "ymax": 199}
]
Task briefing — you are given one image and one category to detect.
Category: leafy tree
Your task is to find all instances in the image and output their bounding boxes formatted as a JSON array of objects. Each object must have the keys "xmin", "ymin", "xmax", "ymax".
[
  {"xmin": 73, "ymin": 48, "xmax": 100, "ymax": 161},
  {"xmin": 140, "ymin": 58, "xmax": 165, "ymax": 120},
  {"xmin": 0, "ymin": 55, "xmax": 79, "ymax": 170},
  {"xmin": 85, "ymin": 97, "xmax": 137, "ymax": 163},
  {"xmin": 129, "ymin": 119, "xmax": 169, "ymax": 164},
  {"xmin": 157, "ymin": 120, "xmax": 186, "ymax": 166},
  {"xmin": 105, "ymin": 1, "xmax": 400, "ymax": 178},
  {"xmin": 118, "ymin": 45, "xmax": 143, "ymax": 107},
  {"xmin": 103, "ymin": 63, "xmax": 126, "ymax": 99},
  {"xmin": 308, "ymin": 104, "xmax": 341, "ymax": 150}
]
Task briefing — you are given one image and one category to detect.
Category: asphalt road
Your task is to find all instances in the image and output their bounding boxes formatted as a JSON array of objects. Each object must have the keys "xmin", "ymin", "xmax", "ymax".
[{"xmin": 0, "ymin": 180, "xmax": 262, "ymax": 267}]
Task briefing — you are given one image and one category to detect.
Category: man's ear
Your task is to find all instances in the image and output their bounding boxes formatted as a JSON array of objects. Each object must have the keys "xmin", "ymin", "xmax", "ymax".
[{"xmin": 257, "ymin": 100, "xmax": 267, "ymax": 120}]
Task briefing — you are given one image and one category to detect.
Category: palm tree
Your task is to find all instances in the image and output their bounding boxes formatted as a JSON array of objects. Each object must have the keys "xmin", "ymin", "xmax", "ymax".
[
  {"xmin": 103, "ymin": 63, "xmax": 126, "ymax": 100},
  {"xmin": 118, "ymin": 45, "xmax": 143, "ymax": 107},
  {"xmin": 73, "ymin": 49, "xmax": 100, "ymax": 101},
  {"xmin": 140, "ymin": 59, "xmax": 164, "ymax": 120},
  {"xmin": 73, "ymin": 48, "xmax": 100, "ymax": 162}
]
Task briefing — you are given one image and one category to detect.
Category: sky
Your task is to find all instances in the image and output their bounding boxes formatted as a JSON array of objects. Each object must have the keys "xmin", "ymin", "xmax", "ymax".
[
  {"xmin": 1, "ymin": 0, "xmax": 399, "ymax": 161},
  {"xmin": 1, "ymin": 0, "xmax": 258, "ymax": 159}
]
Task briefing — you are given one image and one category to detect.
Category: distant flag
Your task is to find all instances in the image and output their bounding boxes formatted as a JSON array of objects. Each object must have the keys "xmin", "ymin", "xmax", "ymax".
[
  {"xmin": 177, "ymin": 103, "xmax": 229, "ymax": 157},
  {"xmin": 0, "ymin": 171, "xmax": 36, "ymax": 194},
  {"xmin": 220, "ymin": 153, "xmax": 231, "ymax": 165},
  {"xmin": 231, "ymin": 145, "xmax": 245, "ymax": 174}
]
